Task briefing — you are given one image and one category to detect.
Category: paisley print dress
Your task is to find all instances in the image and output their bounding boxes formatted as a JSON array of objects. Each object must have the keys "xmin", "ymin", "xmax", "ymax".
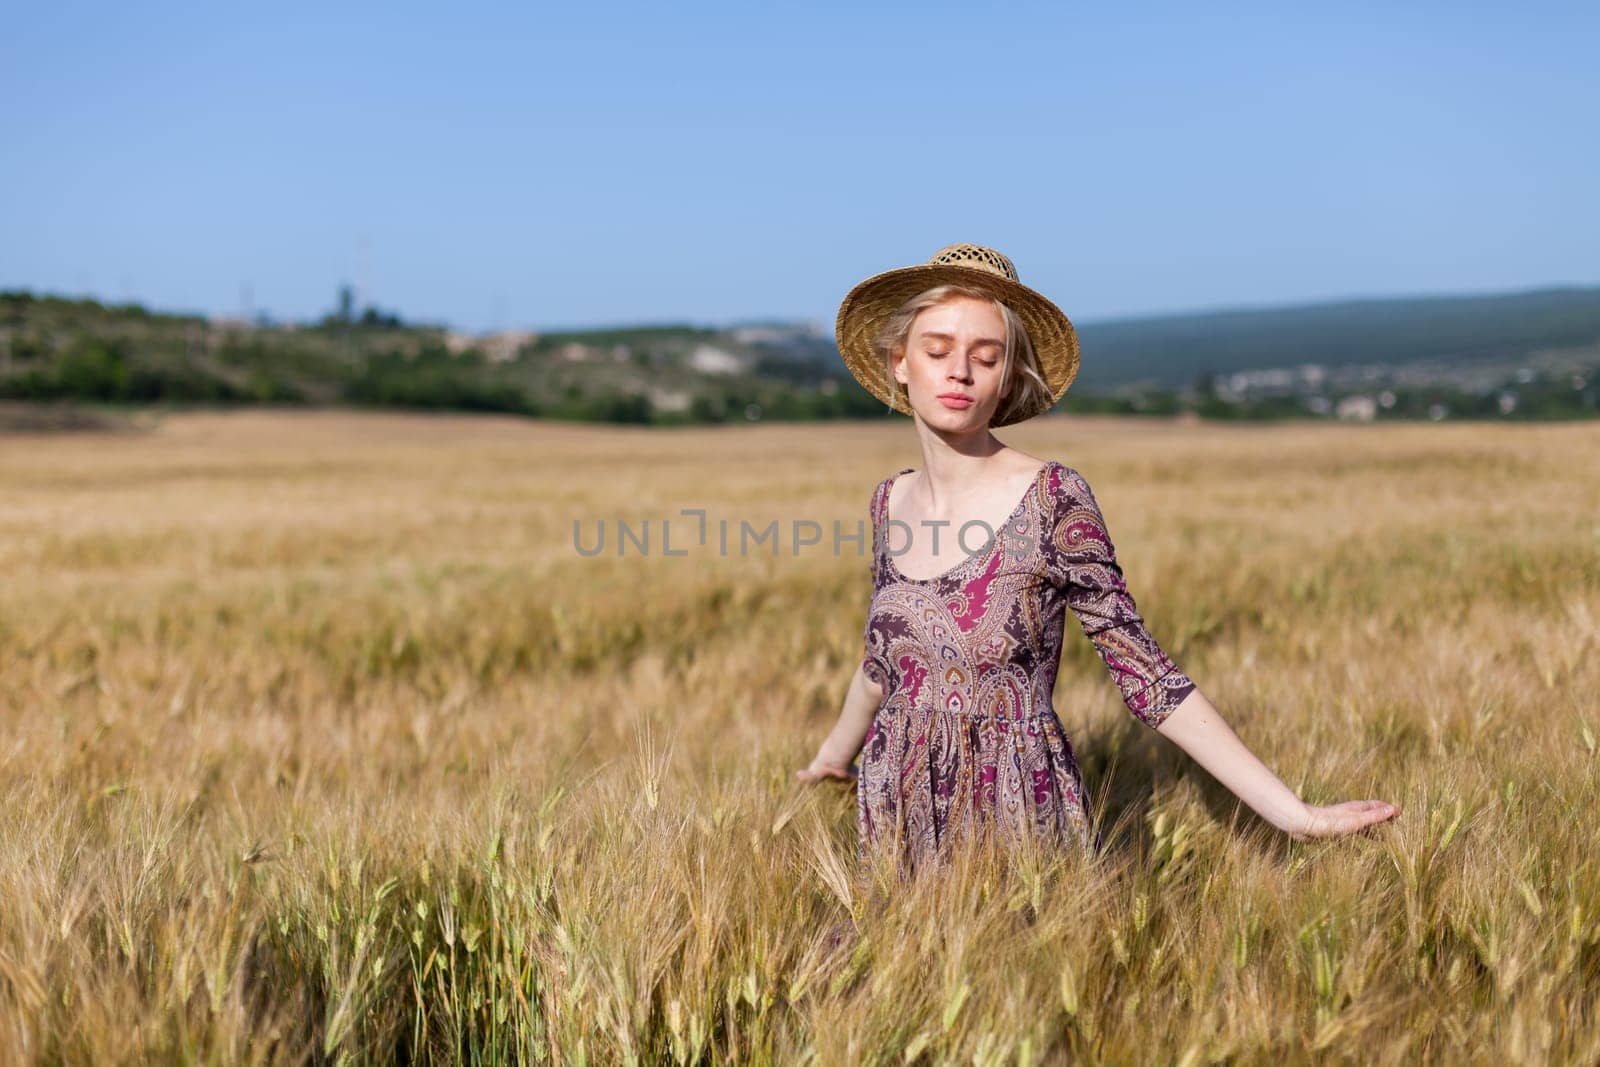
[{"xmin": 857, "ymin": 459, "xmax": 1196, "ymax": 877}]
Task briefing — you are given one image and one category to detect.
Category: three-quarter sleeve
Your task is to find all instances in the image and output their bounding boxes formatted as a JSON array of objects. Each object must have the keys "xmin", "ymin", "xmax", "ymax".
[
  {"xmin": 862, "ymin": 478, "xmax": 889, "ymax": 690},
  {"xmin": 1044, "ymin": 465, "xmax": 1195, "ymax": 729}
]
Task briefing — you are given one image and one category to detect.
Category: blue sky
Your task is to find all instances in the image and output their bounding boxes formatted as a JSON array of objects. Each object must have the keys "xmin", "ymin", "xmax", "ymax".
[{"xmin": 3, "ymin": 1, "xmax": 1596, "ymax": 333}]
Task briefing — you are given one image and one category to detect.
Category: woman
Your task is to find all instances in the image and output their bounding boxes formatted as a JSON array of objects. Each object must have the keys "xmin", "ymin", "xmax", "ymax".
[{"xmin": 796, "ymin": 243, "xmax": 1399, "ymax": 879}]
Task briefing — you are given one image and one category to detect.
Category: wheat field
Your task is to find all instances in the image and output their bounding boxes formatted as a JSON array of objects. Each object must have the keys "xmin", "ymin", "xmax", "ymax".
[{"xmin": 0, "ymin": 409, "xmax": 1596, "ymax": 1064}]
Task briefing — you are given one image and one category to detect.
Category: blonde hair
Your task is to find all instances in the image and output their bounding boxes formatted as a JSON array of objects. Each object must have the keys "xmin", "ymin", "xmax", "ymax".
[{"xmin": 871, "ymin": 284, "xmax": 1052, "ymax": 427}]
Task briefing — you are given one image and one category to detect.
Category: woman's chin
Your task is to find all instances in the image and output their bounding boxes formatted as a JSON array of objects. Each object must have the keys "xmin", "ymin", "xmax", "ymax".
[{"xmin": 918, "ymin": 405, "xmax": 992, "ymax": 429}]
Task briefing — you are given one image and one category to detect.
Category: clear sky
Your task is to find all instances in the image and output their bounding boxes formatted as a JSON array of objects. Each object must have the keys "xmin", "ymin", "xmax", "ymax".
[{"xmin": 4, "ymin": 1, "xmax": 1596, "ymax": 334}]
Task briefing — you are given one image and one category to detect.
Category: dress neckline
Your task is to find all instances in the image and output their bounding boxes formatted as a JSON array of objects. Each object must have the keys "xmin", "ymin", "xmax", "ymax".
[{"xmin": 881, "ymin": 459, "xmax": 1056, "ymax": 584}]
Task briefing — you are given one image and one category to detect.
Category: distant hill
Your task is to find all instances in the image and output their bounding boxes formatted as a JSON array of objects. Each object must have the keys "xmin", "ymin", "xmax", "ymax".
[
  {"xmin": 1067, "ymin": 286, "xmax": 1600, "ymax": 390},
  {"xmin": 0, "ymin": 293, "xmax": 887, "ymax": 424},
  {"xmin": 2, "ymin": 284, "xmax": 1597, "ymax": 424}
]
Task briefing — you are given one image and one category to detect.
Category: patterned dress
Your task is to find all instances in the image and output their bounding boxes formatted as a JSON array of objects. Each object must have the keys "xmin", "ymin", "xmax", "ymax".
[{"xmin": 857, "ymin": 459, "xmax": 1196, "ymax": 878}]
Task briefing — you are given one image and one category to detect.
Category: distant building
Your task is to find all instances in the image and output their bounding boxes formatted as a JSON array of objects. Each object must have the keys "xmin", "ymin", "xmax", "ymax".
[
  {"xmin": 730, "ymin": 326, "xmax": 784, "ymax": 344},
  {"xmin": 483, "ymin": 330, "xmax": 535, "ymax": 363},
  {"xmin": 649, "ymin": 388, "xmax": 691, "ymax": 413},
  {"xmin": 689, "ymin": 344, "xmax": 745, "ymax": 375},
  {"xmin": 1335, "ymin": 395, "xmax": 1377, "ymax": 421},
  {"xmin": 728, "ymin": 321, "xmax": 824, "ymax": 344}
]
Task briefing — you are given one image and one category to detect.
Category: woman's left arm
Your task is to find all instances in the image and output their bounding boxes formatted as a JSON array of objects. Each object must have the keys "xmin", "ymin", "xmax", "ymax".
[
  {"xmin": 1044, "ymin": 465, "xmax": 1400, "ymax": 841},
  {"xmin": 1156, "ymin": 689, "xmax": 1401, "ymax": 840}
]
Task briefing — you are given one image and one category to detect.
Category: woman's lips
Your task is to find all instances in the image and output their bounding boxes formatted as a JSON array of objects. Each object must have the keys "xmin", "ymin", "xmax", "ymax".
[{"xmin": 937, "ymin": 395, "xmax": 974, "ymax": 410}]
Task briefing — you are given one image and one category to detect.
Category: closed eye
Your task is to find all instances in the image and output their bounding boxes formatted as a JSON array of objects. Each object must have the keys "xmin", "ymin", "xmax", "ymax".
[{"xmin": 925, "ymin": 348, "xmax": 997, "ymax": 367}]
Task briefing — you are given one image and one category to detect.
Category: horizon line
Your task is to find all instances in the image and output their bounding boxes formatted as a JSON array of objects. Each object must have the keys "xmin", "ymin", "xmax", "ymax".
[{"xmin": 5, "ymin": 277, "xmax": 1600, "ymax": 338}]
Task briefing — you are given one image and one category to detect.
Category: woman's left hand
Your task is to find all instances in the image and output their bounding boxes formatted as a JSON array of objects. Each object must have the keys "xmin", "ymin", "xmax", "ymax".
[{"xmin": 1287, "ymin": 800, "xmax": 1401, "ymax": 840}]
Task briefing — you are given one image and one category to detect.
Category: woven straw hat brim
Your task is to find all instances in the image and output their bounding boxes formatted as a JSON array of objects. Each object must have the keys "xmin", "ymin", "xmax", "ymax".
[{"xmin": 834, "ymin": 262, "xmax": 1080, "ymax": 428}]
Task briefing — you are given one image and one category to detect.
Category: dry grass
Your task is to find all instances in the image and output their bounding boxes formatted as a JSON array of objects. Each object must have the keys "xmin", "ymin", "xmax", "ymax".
[{"xmin": 0, "ymin": 408, "xmax": 1597, "ymax": 1064}]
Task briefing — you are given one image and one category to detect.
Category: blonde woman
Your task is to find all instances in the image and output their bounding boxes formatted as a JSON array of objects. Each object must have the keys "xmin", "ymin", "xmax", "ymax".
[{"xmin": 796, "ymin": 244, "xmax": 1400, "ymax": 880}]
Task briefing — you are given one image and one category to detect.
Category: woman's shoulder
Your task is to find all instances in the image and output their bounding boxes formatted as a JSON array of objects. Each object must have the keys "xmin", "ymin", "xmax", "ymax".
[
  {"xmin": 871, "ymin": 465, "xmax": 917, "ymax": 502},
  {"xmin": 1044, "ymin": 459, "xmax": 1095, "ymax": 499},
  {"xmin": 1029, "ymin": 458, "xmax": 1084, "ymax": 505},
  {"xmin": 868, "ymin": 466, "xmax": 916, "ymax": 526},
  {"xmin": 1037, "ymin": 461, "xmax": 1109, "ymax": 546}
]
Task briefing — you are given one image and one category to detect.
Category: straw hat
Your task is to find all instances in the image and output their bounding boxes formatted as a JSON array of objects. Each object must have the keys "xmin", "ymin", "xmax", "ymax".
[{"xmin": 833, "ymin": 243, "xmax": 1081, "ymax": 427}]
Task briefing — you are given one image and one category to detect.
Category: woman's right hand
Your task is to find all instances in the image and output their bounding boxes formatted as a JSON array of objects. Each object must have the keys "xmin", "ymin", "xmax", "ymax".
[{"xmin": 795, "ymin": 754, "xmax": 857, "ymax": 784}]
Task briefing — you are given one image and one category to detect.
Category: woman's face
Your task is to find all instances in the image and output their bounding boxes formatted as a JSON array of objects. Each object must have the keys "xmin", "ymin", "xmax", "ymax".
[{"xmin": 892, "ymin": 296, "xmax": 1010, "ymax": 429}]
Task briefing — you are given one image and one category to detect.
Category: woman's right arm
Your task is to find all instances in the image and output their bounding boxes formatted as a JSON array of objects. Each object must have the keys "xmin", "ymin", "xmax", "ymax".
[
  {"xmin": 797, "ymin": 478, "xmax": 888, "ymax": 784},
  {"xmin": 795, "ymin": 660, "xmax": 883, "ymax": 783}
]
